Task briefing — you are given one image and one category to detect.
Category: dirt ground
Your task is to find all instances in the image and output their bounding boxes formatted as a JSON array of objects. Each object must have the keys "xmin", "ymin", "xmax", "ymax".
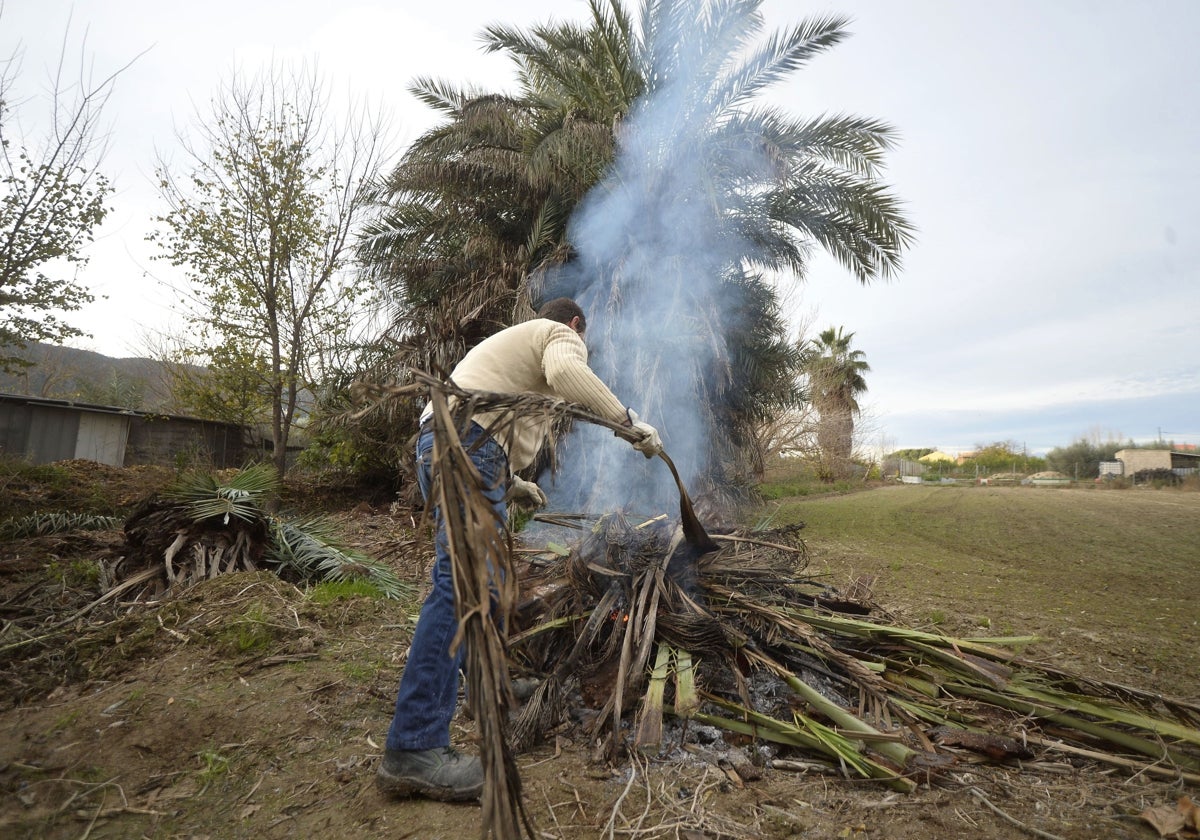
[{"xmin": 0, "ymin": 464, "xmax": 1196, "ymax": 839}]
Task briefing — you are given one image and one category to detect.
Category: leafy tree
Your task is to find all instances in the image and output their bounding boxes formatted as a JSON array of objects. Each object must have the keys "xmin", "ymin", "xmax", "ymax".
[
  {"xmin": 0, "ymin": 17, "xmax": 131, "ymax": 371},
  {"xmin": 158, "ymin": 339, "xmax": 274, "ymax": 431},
  {"xmin": 801, "ymin": 326, "xmax": 870, "ymax": 479},
  {"xmin": 959, "ymin": 441, "xmax": 1044, "ymax": 475},
  {"xmin": 73, "ymin": 370, "xmax": 145, "ymax": 409},
  {"xmin": 1045, "ymin": 436, "xmax": 1125, "ymax": 479},
  {"xmin": 887, "ymin": 448, "xmax": 934, "ymax": 462},
  {"xmin": 150, "ymin": 65, "xmax": 389, "ymax": 477}
]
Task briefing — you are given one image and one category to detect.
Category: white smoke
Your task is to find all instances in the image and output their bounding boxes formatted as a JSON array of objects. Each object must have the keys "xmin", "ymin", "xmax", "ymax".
[{"xmin": 541, "ymin": 0, "xmax": 776, "ymax": 517}]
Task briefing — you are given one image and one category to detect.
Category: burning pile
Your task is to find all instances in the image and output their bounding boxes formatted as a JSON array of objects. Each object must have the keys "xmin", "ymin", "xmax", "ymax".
[
  {"xmin": 356, "ymin": 376, "xmax": 1200, "ymax": 837},
  {"xmin": 506, "ymin": 512, "xmax": 1200, "ymax": 792}
]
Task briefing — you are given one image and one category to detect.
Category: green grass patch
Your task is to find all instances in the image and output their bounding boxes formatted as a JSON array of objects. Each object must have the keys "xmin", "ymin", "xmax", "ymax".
[
  {"xmin": 342, "ymin": 661, "xmax": 382, "ymax": 682},
  {"xmin": 47, "ymin": 558, "xmax": 102, "ymax": 588},
  {"xmin": 763, "ymin": 484, "xmax": 1200, "ymax": 695},
  {"xmin": 306, "ymin": 579, "xmax": 384, "ymax": 603},
  {"xmin": 50, "ymin": 710, "xmax": 82, "ymax": 733},
  {"xmin": 217, "ymin": 603, "xmax": 278, "ymax": 655},
  {"xmin": 759, "ymin": 477, "xmax": 863, "ymax": 500},
  {"xmin": 197, "ymin": 748, "xmax": 231, "ymax": 785}
]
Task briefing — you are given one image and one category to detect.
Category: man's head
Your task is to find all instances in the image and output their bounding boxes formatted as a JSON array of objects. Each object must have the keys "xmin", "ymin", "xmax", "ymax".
[{"xmin": 537, "ymin": 297, "xmax": 586, "ymax": 336}]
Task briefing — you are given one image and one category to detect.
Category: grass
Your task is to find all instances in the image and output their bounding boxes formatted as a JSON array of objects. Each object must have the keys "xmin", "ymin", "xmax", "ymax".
[
  {"xmin": 217, "ymin": 604, "xmax": 278, "ymax": 655},
  {"xmin": 306, "ymin": 579, "xmax": 384, "ymax": 603},
  {"xmin": 197, "ymin": 748, "xmax": 231, "ymax": 787},
  {"xmin": 763, "ymin": 484, "xmax": 1200, "ymax": 697},
  {"xmin": 47, "ymin": 558, "xmax": 102, "ymax": 588},
  {"xmin": 759, "ymin": 476, "xmax": 862, "ymax": 500}
]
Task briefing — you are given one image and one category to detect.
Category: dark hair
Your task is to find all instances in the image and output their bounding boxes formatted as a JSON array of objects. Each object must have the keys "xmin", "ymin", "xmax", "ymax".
[{"xmin": 536, "ymin": 297, "xmax": 586, "ymax": 331}]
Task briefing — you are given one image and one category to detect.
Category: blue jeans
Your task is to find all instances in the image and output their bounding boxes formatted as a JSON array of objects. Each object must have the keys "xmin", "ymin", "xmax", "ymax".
[{"xmin": 385, "ymin": 421, "xmax": 509, "ymax": 751}]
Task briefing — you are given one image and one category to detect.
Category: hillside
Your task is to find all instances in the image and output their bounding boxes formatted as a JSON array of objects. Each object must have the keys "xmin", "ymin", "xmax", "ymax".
[{"xmin": 0, "ymin": 341, "xmax": 179, "ymax": 410}]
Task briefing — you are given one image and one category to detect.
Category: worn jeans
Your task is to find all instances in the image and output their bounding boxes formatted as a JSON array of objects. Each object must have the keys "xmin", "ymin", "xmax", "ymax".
[{"xmin": 385, "ymin": 421, "xmax": 509, "ymax": 751}]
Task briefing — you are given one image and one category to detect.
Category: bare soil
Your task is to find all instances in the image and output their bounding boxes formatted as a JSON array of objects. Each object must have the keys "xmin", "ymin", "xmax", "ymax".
[{"xmin": 1, "ymin": 466, "xmax": 1196, "ymax": 839}]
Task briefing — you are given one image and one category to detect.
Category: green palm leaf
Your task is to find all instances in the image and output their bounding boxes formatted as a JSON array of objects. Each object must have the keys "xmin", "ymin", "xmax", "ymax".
[
  {"xmin": 267, "ymin": 516, "xmax": 411, "ymax": 600},
  {"xmin": 0, "ymin": 511, "xmax": 122, "ymax": 539},
  {"xmin": 165, "ymin": 464, "xmax": 278, "ymax": 525}
]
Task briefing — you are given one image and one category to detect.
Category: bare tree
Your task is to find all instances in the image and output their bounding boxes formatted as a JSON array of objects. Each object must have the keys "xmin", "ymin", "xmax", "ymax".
[
  {"xmin": 149, "ymin": 64, "xmax": 391, "ymax": 476},
  {"xmin": 0, "ymin": 9, "xmax": 137, "ymax": 370}
]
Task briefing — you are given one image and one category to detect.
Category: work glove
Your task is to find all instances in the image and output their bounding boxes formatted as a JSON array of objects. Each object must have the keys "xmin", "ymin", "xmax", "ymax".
[
  {"xmin": 506, "ymin": 475, "xmax": 548, "ymax": 509},
  {"xmin": 625, "ymin": 409, "xmax": 663, "ymax": 459}
]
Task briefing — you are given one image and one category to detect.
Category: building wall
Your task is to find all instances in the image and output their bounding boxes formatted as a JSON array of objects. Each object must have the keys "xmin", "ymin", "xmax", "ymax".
[
  {"xmin": 1, "ymin": 395, "xmax": 246, "ymax": 469},
  {"xmin": 1116, "ymin": 449, "xmax": 1172, "ymax": 475},
  {"xmin": 0, "ymin": 400, "xmax": 34, "ymax": 457},
  {"xmin": 75, "ymin": 412, "xmax": 130, "ymax": 465},
  {"xmin": 125, "ymin": 415, "xmax": 247, "ymax": 468},
  {"xmin": 20, "ymin": 405, "xmax": 82, "ymax": 463}
]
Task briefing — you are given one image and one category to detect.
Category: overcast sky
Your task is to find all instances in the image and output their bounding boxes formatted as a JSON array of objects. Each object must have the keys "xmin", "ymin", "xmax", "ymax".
[{"xmin": 5, "ymin": 0, "xmax": 1198, "ymax": 455}]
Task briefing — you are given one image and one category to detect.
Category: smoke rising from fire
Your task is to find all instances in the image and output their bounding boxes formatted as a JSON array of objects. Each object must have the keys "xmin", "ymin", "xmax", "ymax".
[{"xmin": 539, "ymin": 0, "xmax": 777, "ymax": 517}]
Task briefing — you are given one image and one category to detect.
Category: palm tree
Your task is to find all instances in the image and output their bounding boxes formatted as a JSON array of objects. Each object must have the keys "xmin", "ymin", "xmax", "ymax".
[
  {"xmin": 357, "ymin": 91, "xmax": 546, "ymax": 374},
  {"xmin": 357, "ymin": 0, "xmax": 911, "ymax": 511},
  {"xmin": 801, "ymin": 326, "xmax": 870, "ymax": 479}
]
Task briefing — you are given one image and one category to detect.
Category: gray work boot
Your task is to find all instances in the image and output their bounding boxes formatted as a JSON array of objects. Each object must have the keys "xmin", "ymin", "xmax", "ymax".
[{"xmin": 375, "ymin": 747, "xmax": 484, "ymax": 802}]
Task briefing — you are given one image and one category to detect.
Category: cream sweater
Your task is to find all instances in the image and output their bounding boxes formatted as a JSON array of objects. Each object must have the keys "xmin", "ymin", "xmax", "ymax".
[{"xmin": 443, "ymin": 318, "xmax": 628, "ymax": 470}]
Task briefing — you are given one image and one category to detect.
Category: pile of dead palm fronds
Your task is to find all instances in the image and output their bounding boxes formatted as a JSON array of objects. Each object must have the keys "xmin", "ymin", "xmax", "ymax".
[
  {"xmin": 508, "ymin": 513, "xmax": 1200, "ymax": 794},
  {"xmin": 118, "ymin": 465, "xmax": 410, "ymax": 600}
]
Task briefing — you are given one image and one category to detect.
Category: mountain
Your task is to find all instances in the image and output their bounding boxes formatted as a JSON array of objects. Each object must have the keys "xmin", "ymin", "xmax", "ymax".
[{"xmin": 0, "ymin": 342, "xmax": 180, "ymax": 411}]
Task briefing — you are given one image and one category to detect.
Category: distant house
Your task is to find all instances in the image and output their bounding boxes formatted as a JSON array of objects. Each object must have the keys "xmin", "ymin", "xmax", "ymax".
[
  {"xmin": 1114, "ymin": 448, "xmax": 1200, "ymax": 477},
  {"xmin": 0, "ymin": 392, "xmax": 248, "ymax": 468}
]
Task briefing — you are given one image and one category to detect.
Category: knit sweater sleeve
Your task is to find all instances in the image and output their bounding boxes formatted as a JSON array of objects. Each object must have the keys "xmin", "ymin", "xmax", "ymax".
[{"xmin": 542, "ymin": 325, "xmax": 628, "ymax": 423}]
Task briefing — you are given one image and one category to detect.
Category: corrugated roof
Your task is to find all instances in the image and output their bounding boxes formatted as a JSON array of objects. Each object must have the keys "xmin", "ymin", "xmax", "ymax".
[{"xmin": 0, "ymin": 391, "xmax": 242, "ymax": 427}]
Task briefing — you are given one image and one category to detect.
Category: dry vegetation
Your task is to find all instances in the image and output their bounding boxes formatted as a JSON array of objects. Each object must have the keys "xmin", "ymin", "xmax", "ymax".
[{"xmin": 1, "ymin": 461, "xmax": 1198, "ymax": 839}]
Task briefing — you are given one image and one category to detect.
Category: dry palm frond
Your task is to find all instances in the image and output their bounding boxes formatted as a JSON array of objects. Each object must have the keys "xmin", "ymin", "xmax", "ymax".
[
  {"xmin": 633, "ymin": 641, "xmax": 672, "ymax": 752},
  {"xmin": 505, "ymin": 511, "xmax": 1200, "ymax": 790},
  {"xmin": 425, "ymin": 387, "xmax": 534, "ymax": 840},
  {"xmin": 119, "ymin": 467, "xmax": 411, "ymax": 601}
]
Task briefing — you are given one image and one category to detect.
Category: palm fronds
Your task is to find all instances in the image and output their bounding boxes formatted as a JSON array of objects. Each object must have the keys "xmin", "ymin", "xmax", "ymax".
[
  {"xmin": 267, "ymin": 517, "xmax": 410, "ymax": 600},
  {"xmin": 118, "ymin": 465, "xmax": 412, "ymax": 601},
  {"xmin": 0, "ymin": 511, "xmax": 122, "ymax": 539},
  {"xmin": 425, "ymin": 387, "xmax": 535, "ymax": 839},
  {"xmin": 509, "ymin": 514, "xmax": 1200, "ymax": 789},
  {"xmin": 165, "ymin": 464, "xmax": 279, "ymax": 525}
]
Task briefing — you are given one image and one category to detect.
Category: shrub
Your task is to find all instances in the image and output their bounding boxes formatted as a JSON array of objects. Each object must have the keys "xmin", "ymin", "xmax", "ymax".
[{"xmin": 1132, "ymin": 468, "xmax": 1181, "ymax": 488}]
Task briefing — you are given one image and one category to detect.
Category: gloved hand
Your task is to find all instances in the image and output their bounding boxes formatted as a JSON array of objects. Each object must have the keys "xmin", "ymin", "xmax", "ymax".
[
  {"xmin": 625, "ymin": 409, "xmax": 663, "ymax": 459},
  {"xmin": 506, "ymin": 475, "xmax": 548, "ymax": 509}
]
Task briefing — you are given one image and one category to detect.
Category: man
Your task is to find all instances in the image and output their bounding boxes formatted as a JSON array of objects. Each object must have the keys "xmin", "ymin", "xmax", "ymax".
[{"xmin": 377, "ymin": 297, "xmax": 662, "ymax": 802}]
